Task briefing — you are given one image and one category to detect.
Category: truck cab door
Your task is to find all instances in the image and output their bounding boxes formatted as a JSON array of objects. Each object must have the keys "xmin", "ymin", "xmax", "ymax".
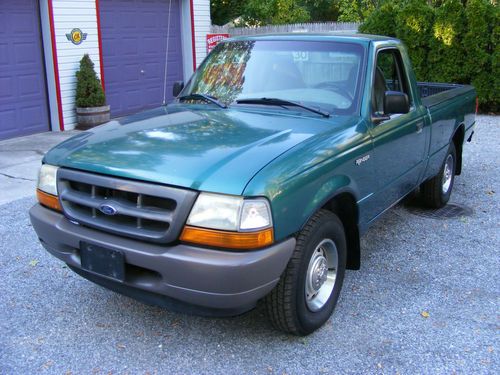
[{"xmin": 368, "ymin": 47, "xmax": 428, "ymax": 220}]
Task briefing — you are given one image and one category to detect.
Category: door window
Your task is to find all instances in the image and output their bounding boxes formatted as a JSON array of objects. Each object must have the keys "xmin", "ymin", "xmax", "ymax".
[{"xmin": 372, "ymin": 48, "xmax": 412, "ymax": 114}]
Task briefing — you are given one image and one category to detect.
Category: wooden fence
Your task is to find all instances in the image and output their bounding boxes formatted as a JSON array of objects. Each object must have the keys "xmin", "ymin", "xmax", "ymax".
[{"xmin": 211, "ymin": 22, "xmax": 360, "ymax": 36}]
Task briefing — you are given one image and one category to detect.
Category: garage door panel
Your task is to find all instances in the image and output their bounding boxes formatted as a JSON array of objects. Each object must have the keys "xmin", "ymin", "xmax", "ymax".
[
  {"xmin": 143, "ymin": 38, "xmax": 164, "ymax": 54},
  {"xmin": 12, "ymin": 13, "xmax": 38, "ymax": 33},
  {"xmin": 19, "ymin": 75, "xmax": 41, "ymax": 95},
  {"xmin": 0, "ymin": 78, "xmax": 13, "ymax": 98},
  {"xmin": 101, "ymin": 0, "xmax": 183, "ymax": 117},
  {"xmin": 2, "ymin": 110, "xmax": 16, "ymax": 130},
  {"xmin": 0, "ymin": 0, "xmax": 49, "ymax": 140},
  {"xmin": 21, "ymin": 106, "xmax": 45, "ymax": 128},
  {"xmin": 0, "ymin": 44, "xmax": 8, "ymax": 65}
]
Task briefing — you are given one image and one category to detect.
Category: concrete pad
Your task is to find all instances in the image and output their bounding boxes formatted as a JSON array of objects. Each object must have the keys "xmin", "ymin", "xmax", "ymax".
[{"xmin": 0, "ymin": 131, "xmax": 79, "ymax": 205}]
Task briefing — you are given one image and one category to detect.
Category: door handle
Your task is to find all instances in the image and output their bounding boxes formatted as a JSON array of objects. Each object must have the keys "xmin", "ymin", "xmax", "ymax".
[{"xmin": 416, "ymin": 122, "xmax": 423, "ymax": 134}]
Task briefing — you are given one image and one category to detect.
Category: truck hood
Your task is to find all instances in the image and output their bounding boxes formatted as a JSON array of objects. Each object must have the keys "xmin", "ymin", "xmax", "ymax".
[{"xmin": 45, "ymin": 106, "xmax": 356, "ymax": 195}]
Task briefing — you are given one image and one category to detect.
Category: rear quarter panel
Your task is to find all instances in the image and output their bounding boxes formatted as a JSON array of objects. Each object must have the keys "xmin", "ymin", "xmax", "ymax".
[{"xmin": 422, "ymin": 86, "xmax": 477, "ymax": 181}]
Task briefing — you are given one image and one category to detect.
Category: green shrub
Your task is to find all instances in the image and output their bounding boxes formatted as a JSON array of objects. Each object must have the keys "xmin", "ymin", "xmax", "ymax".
[
  {"xmin": 464, "ymin": 0, "xmax": 497, "ymax": 112},
  {"xmin": 358, "ymin": 2, "xmax": 400, "ymax": 37},
  {"xmin": 75, "ymin": 54, "xmax": 106, "ymax": 108},
  {"xmin": 427, "ymin": 0, "xmax": 466, "ymax": 83},
  {"xmin": 491, "ymin": 6, "xmax": 500, "ymax": 112},
  {"xmin": 360, "ymin": 0, "xmax": 498, "ymax": 112},
  {"xmin": 395, "ymin": 0, "xmax": 434, "ymax": 81}
]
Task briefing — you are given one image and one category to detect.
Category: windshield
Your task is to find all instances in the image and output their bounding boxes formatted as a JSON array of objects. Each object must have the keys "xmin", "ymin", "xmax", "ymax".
[{"xmin": 180, "ymin": 40, "xmax": 366, "ymax": 115}]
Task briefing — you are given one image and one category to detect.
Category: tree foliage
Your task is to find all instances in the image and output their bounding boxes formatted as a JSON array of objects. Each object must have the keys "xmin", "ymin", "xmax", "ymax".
[
  {"xmin": 338, "ymin": 0, "xmax": 379, "ymax": 22},
  {"xmin": 211, "ymin": 0, "xmax": 382, "ymax": 25},
  {"xmin": 361, "ymin": 0, "xmax": 498, "ymax": 112},
  {"xmin": 428, "ymin": 0, "xmax": 466, "ymax": 83},
  {"xmin": 75, "ymin": 54, "xmax": 106, "ymax": 108},
  {"xmin": 358, "ymin": 1, "xmax": 400, "ymax": 37},
  {"xmin": 242, "ymin": 0, "xmax": 310, "ymax": 26},
  {"xmin": 211, "ymin": 0, "xmax": 246, "ymax": 26}
]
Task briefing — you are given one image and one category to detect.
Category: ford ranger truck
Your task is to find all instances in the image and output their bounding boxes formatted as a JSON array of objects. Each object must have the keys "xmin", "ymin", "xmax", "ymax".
[{"xmin": 30, "ymin": 34, "xmax": 477, "ymax": 335}]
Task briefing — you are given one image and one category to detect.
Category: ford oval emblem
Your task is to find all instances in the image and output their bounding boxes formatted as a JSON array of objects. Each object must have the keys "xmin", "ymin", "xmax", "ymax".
[{"xmin": 99, "ymin": 204, "xmax": 117, "ymax": 216}]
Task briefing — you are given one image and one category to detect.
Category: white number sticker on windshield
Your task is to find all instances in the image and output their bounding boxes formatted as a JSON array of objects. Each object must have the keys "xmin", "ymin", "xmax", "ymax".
[{"xmin": 293, "ymin": 51, "xmax": 309, "ymax": 62}]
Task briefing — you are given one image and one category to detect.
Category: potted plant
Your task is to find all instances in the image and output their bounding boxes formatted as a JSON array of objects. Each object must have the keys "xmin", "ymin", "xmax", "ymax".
[{"xmin": 75, "ymin": 54, "xmax": 110, "ymax": 129}]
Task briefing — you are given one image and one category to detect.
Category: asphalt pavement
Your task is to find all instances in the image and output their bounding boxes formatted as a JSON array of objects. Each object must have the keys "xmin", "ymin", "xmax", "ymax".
[{"xmin": 0, "ymin": 116, "xmax": 498, "ymax": 374}]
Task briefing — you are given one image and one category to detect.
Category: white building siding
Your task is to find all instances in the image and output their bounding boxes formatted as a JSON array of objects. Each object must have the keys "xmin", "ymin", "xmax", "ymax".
[
  {"xmin": 51, "ymin": 0, "xmax": 101, "ymax": 129},
  {"xmin": 192, "ymin": 0, "xmax": 210, "ymax": 65}
]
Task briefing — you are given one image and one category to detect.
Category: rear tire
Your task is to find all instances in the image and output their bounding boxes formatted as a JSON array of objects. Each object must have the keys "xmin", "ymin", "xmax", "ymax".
[
  {"xmin": 421, "ymin": 143, "xmax": 456, "ymax": 208},
  {"xmin": 265, "ymin": 210, "xmax": 346, "ymax": 336}
]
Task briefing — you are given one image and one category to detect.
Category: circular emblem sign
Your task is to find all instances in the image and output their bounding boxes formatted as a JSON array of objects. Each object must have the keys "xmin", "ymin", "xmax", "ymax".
[
  {"xmin": 99, "ymin": 204, "xmax": 118, "ymax": 216},
  {"xmin": 66, "ymin": 28, "xmax": 88, "ymax": 45}
]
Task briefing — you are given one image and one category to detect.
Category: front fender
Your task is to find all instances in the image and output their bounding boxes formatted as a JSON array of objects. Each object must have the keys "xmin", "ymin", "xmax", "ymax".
[{"xmin": 243, "ymin": 118, "xmax": 372, "ymax": 241}]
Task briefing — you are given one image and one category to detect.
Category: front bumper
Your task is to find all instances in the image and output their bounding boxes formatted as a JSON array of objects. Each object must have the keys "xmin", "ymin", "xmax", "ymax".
[{"xmin": 29, "ymin": 204, "xmax": 295, "ymax": 314}]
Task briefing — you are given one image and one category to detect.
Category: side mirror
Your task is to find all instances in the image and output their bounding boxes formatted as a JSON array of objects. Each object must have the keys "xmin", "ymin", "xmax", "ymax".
[
  {"xmin": 384, "ymin": 91, "xmax": 410, "ymax": 115},
  {"xmin": 172, "ymin": 81, "xmax": 184, "ymax": 97}
]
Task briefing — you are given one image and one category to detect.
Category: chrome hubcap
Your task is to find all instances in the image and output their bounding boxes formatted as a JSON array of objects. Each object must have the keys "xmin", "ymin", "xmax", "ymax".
[
  {"xmin": 442, "ymin": 154, "xmax": 454, "ymax": 194},
  {"xmin": 305, "ymin": 239, "xmax": 338, "ymax": 312}
]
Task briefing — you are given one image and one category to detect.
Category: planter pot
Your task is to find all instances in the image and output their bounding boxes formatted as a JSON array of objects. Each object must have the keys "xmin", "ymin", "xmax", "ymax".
[{"xmin": 76, "ymin": 105, "xmax": 110, "ymax": 130}]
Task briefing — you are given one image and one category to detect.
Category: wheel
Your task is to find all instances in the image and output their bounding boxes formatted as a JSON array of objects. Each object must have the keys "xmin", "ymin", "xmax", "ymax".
[
  {"xmin": 421, "ymin": 142, "xmax": 456, "ymax": 208},
  {"xmin": 265, "ymin": 210, "xmax": 346, "ymax": 335}
]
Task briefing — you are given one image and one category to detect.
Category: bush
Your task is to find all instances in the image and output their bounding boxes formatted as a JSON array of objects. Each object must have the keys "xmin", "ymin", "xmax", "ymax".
[
  {"xmin": 427, "ymin": 0, "xmax": 466, "ymax": 83},
  {"xmin": 358, "ymin": 2, "xmax": 400, "ymax": 37},
  {"xmin": 75, "ymin": 54, "xmax": 106, "ymax": 108},
  {"xmin": 492, "ymin": 7, "xmax": 500, "ymax": 112},
  {"xmin": 360, "ymin": 0, "xmax": 498, "ymax": 112},
  {"xmin": 463, "ymin": 0, "xmax": 496, "ymax": 112},
  {"xmin": 395, "ymin": 0, "xmax": 434, "ymax": 81}
]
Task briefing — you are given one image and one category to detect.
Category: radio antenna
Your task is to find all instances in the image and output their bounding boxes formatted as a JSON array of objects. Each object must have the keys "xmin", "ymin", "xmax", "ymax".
[{"xmin": 162, "ymin": 0, "xmax": 173, "ymax": 105}]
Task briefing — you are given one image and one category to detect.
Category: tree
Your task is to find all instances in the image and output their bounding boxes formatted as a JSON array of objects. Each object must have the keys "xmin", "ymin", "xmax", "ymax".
[
  {"xmin": 338, "ymin": 0, "xmax": 380, "ymax": 22},
  {"xmin": 75, "ymin": 54, "xmax": 105, "ymax": 108},
  {"xmin": 303, "ymin": 0, "xmax": 340, "ymax": 21},
  {"xmin": 427, "ymin": 0, "xmax": 466, "ymax": 83},
  {"xmin": 211, "ymin": 0, "xmax": 247, "ymax": 26},
  {"xmin": 358, "ymin": 1, "xmax": 401, "ymax": 36},
  {"xmin": 242, "ymin": 0, "xmax": 310, "ymax": 26}
]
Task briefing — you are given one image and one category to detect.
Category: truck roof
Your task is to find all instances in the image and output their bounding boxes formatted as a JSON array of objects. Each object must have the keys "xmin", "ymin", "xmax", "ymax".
[{"xmin": 226, "ymin": 33, "xmax": 400, "ymax": 45}]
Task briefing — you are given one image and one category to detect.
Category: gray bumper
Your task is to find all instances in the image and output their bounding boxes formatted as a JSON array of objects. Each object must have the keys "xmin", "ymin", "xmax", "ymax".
[{"xmin": 30, "ymin": 204, "xmax": 295, "ymax": 312}]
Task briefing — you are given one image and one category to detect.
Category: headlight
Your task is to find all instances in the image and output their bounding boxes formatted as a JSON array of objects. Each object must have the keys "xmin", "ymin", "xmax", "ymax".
[
  {"xmin": 37, "ymin": 164, "xmax": 59, "ymax": 195},
  {"xmin": 182, "ymin": 193, "xmax": 274, "ymax": 250},
  {"xmin": 186, "ymin": 193, "xmax": 243, "ymax": 231},
  {"xmin": 186, "ymin": 193, "xmax": 272, "ymax": 231}
]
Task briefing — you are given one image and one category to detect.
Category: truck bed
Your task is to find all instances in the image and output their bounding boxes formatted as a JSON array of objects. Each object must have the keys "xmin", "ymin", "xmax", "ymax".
[{"xmin": 418, "ymin": 82, "xmax": 475, "ymax": 108}]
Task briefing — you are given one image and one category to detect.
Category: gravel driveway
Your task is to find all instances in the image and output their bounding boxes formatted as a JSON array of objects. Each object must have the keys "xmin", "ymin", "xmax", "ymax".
[{"xmin": 0, "ymin": 116, "xmax": 498, "ymax": 374}]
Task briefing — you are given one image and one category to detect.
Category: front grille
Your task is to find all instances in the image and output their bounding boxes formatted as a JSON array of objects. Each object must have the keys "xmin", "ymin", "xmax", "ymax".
[{"xmin": 57, "ymin": 168, "xmax": 198, "ymax": 243}]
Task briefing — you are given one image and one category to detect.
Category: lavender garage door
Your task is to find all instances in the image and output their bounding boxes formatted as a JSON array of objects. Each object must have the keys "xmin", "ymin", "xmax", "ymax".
[
  {"xmin": 0, "ymin": 0, "xmax": 49, "ymax": 140},
  {"xmin": 100, "ymin": 0, "xmax": 183, "ymax": 117}
]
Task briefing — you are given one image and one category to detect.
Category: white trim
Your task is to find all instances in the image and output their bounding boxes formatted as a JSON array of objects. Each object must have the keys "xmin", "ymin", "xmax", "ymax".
[
  {"xmin": 39, "ymin": 0, "xmax": 61, "ymax": 132},
  {"xmin": 181, "ymin": 0, "xmax": 194, "ymax": 80}
]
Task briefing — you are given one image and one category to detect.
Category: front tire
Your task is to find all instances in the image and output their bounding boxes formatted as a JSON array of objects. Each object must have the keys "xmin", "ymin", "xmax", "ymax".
[
  {"xmin": 265, "ymin": 210, "xmax": 346, "ymax": 335},
  {"xmin": 420, "ymin": 143, "xmax": 457, "ymax": 208}
]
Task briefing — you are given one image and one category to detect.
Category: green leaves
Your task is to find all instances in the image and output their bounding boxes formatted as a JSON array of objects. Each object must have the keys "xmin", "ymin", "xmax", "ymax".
[
  {"xmin": 361, "ymin": 0, "xmax": 499, "ymax": 112},
  {"xmin": 242, "ymin": 0, "xmax": 310, "ymax": 26},
  {"xmin": 75, "ymin": 54, "xmax": 106, "ymax": 108}
]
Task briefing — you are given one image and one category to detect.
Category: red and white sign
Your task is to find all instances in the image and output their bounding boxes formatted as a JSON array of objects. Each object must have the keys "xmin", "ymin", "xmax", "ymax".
[{"xmin": 206, "ymin": 33, "xmax": 229, "ymax": 54}]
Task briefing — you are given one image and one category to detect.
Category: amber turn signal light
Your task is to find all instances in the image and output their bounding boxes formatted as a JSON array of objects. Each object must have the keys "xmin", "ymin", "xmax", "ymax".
[
  {"xmin": 180, "ymin": 225, "xmax": 274, "ymax": 250},
  {"xmin": 37, "ymin": 189, "xmax": 62, "ymax": 212}
]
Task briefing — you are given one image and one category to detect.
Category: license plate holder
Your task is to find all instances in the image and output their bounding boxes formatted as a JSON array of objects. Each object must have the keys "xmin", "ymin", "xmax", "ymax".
[{"xmin": 80, "ymin": 242, "xmax": 125, "ymax": 281}]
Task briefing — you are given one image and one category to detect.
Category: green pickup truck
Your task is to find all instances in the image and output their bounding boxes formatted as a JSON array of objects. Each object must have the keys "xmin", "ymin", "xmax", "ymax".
[{"xmin": 30, "ymin": 34, "xmax": 477, "ymax": 335}]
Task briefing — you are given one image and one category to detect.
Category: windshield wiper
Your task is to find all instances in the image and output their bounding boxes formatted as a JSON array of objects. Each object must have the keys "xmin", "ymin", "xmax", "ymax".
[
  {"xmin": 178, "ymin": 93, "xmax": 227, "ymax": 108},
  {"xmin": 235, "ymin": 97, "xmax": 330, "ymax": 118}
]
